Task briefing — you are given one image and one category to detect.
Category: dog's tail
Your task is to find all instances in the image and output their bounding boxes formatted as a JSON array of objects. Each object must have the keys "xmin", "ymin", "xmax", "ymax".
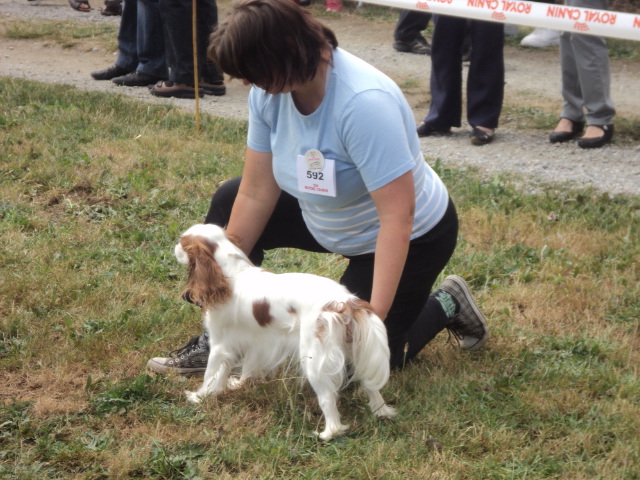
[{"xmin": 320, "ymin": 298, "xmax": 390, "ymax": 391}]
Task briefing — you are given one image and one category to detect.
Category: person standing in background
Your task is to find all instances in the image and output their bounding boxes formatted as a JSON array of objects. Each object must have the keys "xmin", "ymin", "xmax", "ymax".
[
  {"xmin": 151, "ymin": 0, "xmax": 226, "ymax": 99},
  {"xmin": 392, "ymin": 10, "xmax": 431, "ymax": 55},
  {"xmin": 417, "ymin": 14, "xmax": 504, "ymax": 146},
  {"xmin": 90, "ymin": 0, "xmax": 167, "ymax": 87},
  {"xmin": 549, "ymin": 0, "xmax": 615, "ymax": 148}
]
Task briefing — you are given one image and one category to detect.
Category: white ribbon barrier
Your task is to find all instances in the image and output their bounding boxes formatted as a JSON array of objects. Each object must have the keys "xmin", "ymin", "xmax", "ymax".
[{"xmin": 362, "ymin": 0, "xmax": 640, "ymax": 41}]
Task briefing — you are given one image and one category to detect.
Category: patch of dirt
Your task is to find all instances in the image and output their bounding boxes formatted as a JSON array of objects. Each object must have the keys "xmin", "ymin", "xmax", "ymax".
[{"xmin": 1, "ymin": 0, "xmax": 639, "ymax": 195}]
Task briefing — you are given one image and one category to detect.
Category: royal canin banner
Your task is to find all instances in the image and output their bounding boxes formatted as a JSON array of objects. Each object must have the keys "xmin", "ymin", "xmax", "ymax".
[{"xmin": 363, "ymin": 0, "xmax": 640, "ymax": 41}]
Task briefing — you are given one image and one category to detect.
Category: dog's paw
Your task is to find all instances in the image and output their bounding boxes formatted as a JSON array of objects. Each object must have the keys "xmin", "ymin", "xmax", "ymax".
[
  {"xmin": 375, "ymin": 404, "xmax": 397, "ymax": 419},
  {"xmin": 185, "ymin": 390, "xmax": 202, "ymax": 404},
  {"xmin": 226, "ymin": 376, "xmax": 246, "ymax": 390},
  {"xmin": 316, "ymin": 424, "xmax": 349, "ymax": 442}
]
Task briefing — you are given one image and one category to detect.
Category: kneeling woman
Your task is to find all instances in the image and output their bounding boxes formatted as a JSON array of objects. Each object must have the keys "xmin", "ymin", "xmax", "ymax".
[{"xmin": 148, "ymin": 0, "xmax": 488, "ymax": 375}]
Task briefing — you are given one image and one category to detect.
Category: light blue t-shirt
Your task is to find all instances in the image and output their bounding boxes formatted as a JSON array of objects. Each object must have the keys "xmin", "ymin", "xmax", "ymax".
[{"xmin": 247, "ymin": 48, "xmax": 449, "ymax": 256}]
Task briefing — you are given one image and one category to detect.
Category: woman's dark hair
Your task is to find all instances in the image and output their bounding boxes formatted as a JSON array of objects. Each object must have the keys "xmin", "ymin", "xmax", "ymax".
[{"xmin": 208, "ymin": 0, "xmax": 338, "ymax": 93}]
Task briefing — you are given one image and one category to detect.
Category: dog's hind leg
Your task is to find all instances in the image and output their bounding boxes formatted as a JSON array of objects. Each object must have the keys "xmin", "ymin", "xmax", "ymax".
[
  {"xmin": 312, "ymin": 387, "xmax": 349, "ymax": 441},
  {"xmin": 364, "ymin": 388, "xmax": 397, "ymax": 419},
  {"xmin": 302, "ymin": 340, "xmax": 348, "ymax": 441}
]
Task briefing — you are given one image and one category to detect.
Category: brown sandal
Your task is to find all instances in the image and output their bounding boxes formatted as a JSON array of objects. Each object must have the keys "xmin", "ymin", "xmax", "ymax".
[
  {"xmin": 69, "ymin": 0, "xmax": 91, "ymax": 12},
  {"xmin": 150, "ymin": 81, "xmax": 204, "ymax": 99},
  {"xmin": 101, "ymin": 0, "xmax": 122, "ymax": 16}
]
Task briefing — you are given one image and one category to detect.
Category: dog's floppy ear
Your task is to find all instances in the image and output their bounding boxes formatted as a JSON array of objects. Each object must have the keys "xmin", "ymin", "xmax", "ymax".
[{"xmin": 180, "ymin": 235, "xmax": 231, "ymax": 309}]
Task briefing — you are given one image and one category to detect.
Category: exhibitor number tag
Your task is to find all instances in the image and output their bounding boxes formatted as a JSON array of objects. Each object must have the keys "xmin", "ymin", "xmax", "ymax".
[{"xmin": 297, "ymin": 150, "xmax": 336, "ymax": 197}]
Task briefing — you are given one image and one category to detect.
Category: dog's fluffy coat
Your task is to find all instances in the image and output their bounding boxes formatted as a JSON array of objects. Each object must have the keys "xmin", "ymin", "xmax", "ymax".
[{"xmin": 175, "ymin": 224, "xmax": 396, "ymax": 440}]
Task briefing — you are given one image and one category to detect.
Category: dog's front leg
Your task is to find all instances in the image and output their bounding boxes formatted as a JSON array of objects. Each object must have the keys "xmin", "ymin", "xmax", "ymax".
[{"xmin": 185, "ymin": 349, "xmax": 232, "ymax": 403}]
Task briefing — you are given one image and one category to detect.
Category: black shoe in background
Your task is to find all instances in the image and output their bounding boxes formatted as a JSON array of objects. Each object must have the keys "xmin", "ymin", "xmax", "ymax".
[
  {"xmin": 577, "ymin": 125, "xmax": 614, "ymax": 149},
  {"xmin": 112, "ymin": 71, "xmax": 163, "ymax": 87},
  {"xmin": 91, "ymin": 64, "xmax": 131, "ymax": 81},
  {"xmin": 417, "ymin": 122, "xmax": 451, "ymax": 138},
  {"xmin": 393, "ymin": 37, "xmax": 431, "ymax": 55}
]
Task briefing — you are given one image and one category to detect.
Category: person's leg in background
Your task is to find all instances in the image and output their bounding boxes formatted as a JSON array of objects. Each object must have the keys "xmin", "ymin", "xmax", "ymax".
[
  {"xmin": 197, "ymin": 0, "xmax": 226, "ymax": 96},
  {"xmin": 466, "ymin": 19, "xmax": 504, "ymax": 145},
  {"xmin": 418, "ymin": 14, "xmax": 466, "ymax": 136},
  {"xmin": 552, "ymin": 0, "xmax": 615, "ymax": 148},
  {"xmin": 135, "ymin": 0, "xmax": 167, "ymax": 80},
  {"xmin": 153, "ymin": 0, "xmax": 202, "ymax": 98},
  {"xmin": 393, "ymin": 10, "xmax": 431, "ymax": 55},
  {"xmin": 112, "ymin": 0, "xmax": 168, "ymax": 86},
  {"xmin": 567, "ymin": 0, "xmax": 615, "ymax": 148},
  {"xmin": 90, "ymin": 0, "xmax": 137, "ymax": 80}
]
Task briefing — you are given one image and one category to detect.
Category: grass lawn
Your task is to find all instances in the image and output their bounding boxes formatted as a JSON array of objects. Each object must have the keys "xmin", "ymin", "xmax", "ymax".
[{"xmin": 1, "ymin": 13, "xmax": 639, "ymax": 478}]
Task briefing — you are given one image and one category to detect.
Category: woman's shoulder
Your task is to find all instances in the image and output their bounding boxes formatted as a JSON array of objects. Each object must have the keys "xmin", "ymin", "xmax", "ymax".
[{"xmin": 332, "ymin": 48, "xmax": 402, "ymax": 99}]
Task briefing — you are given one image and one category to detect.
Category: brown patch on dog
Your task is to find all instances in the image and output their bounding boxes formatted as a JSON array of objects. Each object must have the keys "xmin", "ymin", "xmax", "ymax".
[
  {"xmin": 287, "ymin": 305, "xmax": 297, "ymax": 315},
  {"xmin": 315, "ymin": 319, "xmax": 327, "ymax": 343},
  {"xmin": 181, "ymin": 235, "xmax": 231, "ymax": 310},
  {"xmin": 321, "ymin": 298, "xmax": 373, "ymax": 344},
  {"xmin": 252, "ymin": 298, "xmax": 274, "ymax": 327}
]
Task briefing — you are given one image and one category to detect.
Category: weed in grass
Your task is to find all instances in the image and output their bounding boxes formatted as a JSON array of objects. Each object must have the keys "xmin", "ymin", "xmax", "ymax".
[
  {"xmin": 145, "ymin": 440, "xmax": 206, "ymax": 479},
  {"xmin": 89, "ymin": 374, "xmax": 172, "ymax": 416}
]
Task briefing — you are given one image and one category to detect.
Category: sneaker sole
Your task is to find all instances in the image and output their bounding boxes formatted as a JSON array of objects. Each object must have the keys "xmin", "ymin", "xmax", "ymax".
[
  {"xmin": 447, "ymin": 275, "xmax": 489, "ymax": 350},
  {"xmin": 146, "ymin": 358, "xmax": 206, "ymax": 376}
]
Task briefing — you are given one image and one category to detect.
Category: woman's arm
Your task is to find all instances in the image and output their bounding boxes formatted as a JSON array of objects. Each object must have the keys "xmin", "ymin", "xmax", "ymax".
[
  {"xmin": 226, "ymin": 147, "xmax": 281, "ymax": 255},
  {"xmin": 369, "ymin": 170, "xmax": 415, "ymax": 321}
]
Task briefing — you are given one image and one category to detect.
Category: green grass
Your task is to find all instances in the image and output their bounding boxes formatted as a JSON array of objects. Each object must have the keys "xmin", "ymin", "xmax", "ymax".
[
  {"xmin": 1, "ymin": 19, "xmax": 118, "ymax": 49},
  {"xmin": 1, "ymin": 67, "xmax": 639, "ymax": 480}
]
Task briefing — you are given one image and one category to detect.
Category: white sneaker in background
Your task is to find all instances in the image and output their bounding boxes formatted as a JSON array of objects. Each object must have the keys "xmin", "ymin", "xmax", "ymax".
[{"xmin": 520, "ymin": 28, "xmax": 561, "ymax": 48}]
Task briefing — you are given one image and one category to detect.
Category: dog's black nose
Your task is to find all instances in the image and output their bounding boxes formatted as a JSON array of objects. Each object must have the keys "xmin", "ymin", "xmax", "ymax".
[{"xmin": 181, "ymin": 291, "xmax": 202, "ymax": 308}]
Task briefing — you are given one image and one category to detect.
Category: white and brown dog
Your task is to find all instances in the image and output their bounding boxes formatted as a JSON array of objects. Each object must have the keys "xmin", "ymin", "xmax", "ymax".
[{"xmin": 175, "ymin": 223, "xmax": 396, "ymax": 440}]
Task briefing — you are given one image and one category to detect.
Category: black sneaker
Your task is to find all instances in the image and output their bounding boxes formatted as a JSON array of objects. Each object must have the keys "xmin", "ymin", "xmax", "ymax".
[
  {"xmin": 393, "ymin": 37, "xmax": 431, "ymax": 55},
  {"xmin": 439, "ymin": 275, "xmax": 489, "ymax": 350},
  {"xmin": 147, "ymin": 334, "xmax": 209, "ymax": 376},
  {"xmin": 113, "ymin": 71, "xmax": 163, "ymax": 87}
]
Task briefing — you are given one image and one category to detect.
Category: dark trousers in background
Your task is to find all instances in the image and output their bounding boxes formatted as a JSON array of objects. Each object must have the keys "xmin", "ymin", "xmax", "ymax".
[
  {"xmin": 424, "ymin": 15, "xmax": 504, "ymax": 130},
  {"xmin": 116, "ymin": 0, "xmax": 167, "ymax": 78},
  {"xmin": 393, "ymin": 10, "xmax": 431, "ymax": 42},
  {"xmin": 158, "ymin": 0, "xmax": 223, "ymax": 85}
]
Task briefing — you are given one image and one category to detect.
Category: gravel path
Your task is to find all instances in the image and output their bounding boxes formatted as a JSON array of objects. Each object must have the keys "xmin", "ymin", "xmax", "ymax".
[{"xmin": 1, "ymin": 0, "xmax": 639, "ymax": 196}]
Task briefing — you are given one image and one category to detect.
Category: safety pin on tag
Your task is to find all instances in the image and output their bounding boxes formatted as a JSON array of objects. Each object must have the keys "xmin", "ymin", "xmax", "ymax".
[{"xmin": 305, "ymin": 149, "xmax": 324, "ymax": 172}]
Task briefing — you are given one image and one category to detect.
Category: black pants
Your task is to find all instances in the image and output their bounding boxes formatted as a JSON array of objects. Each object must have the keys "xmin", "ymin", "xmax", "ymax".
[
  {"xmin": 393, "ymin": 10, "xmax": 431, "ymax": 43},
  {"xmin": 158, "ymin": 0, "xmax": 223, "ymax": 85},
  {"xmin": 204, "ymin": 177, "xmax": 459, "ymax": 369},
  {"xmin": 424, "ymin": 15, "xmax": 504, "ymax": 129}
]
